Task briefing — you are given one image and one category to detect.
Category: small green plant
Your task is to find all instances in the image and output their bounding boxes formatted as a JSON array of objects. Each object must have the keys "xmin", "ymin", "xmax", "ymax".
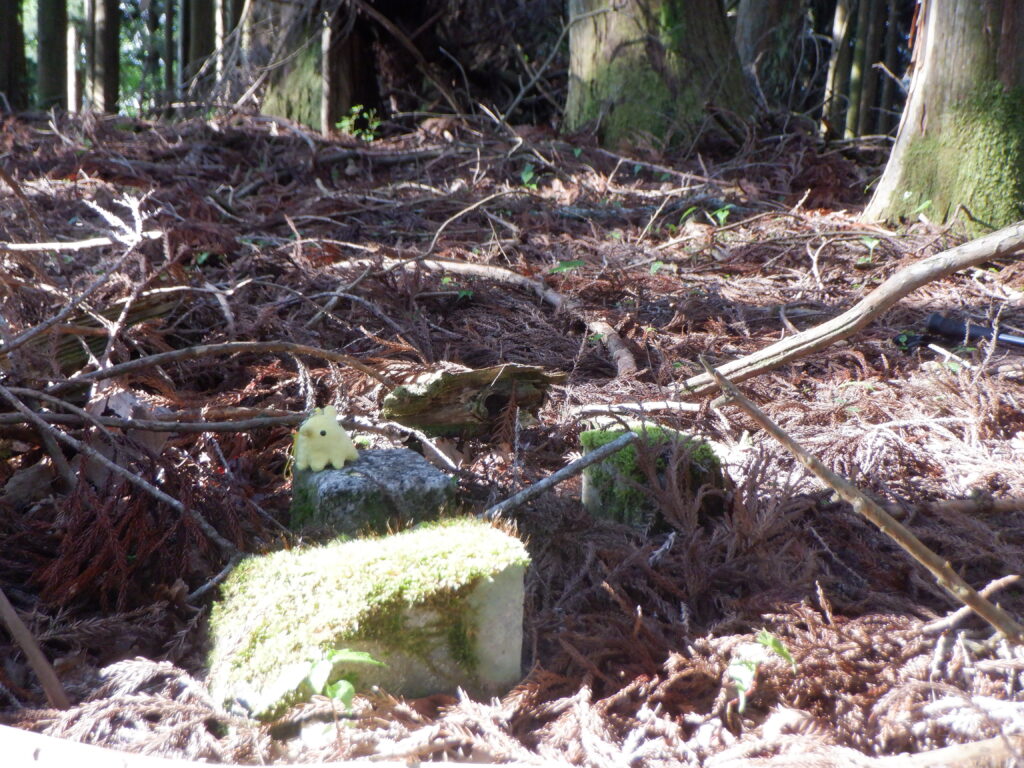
[
  {"xmin": 572, "ymin": 147, "xmax": 583, "ymax": 158},
  {"xmin": 305, "ymin": 649, "xmax": 384, "ymax": 710},
  {"xmin": 520, "ymin": 162, "xmax": 539, "ymax": 190},
  {"xmin": 711, "ymin": 204, "xmax": 735, "ymax": 226},
  {"xmin": 727, "ymin": 630, "xmax": 796, "ymax": 713},
  {"xmin": 335, "ymin": 105, "xmax": 382, "ymax": 141},
  {"xmin": 857, "ymin": 236, "xmax": 881, "ymax": 267},
  {"xmin": 548, "ymin": 259, "xmax": 584, "ymax": 274},
  {"xmin": 649, "ymin": 260, "xmax": 665, "ymax": 275}
]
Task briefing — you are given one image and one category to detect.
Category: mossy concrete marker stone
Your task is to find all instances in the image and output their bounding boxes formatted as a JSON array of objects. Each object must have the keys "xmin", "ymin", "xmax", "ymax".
[
  {"xmin": 290, "ymin": 448, "xmax": 455, "ymax": 535},
  {"xmin": 579, "ymin": 420, "xmax": 727, "ymax": 530},
  {"xmin": 206, "ymin": 518, "xmax": 530, "ymax": 721}
]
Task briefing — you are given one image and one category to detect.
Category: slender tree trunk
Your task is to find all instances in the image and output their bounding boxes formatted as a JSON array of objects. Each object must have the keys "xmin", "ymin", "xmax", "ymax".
[
  {"xmin": 163, "ymin": 0, "xmax": 176, "ymax": 104},
  {"xmin": 38, "ymin": 0, "xmax": 69, "ymax": 109},
  {"xmin": 845, "ymin": 0, "xmax": 870, "ymax": 137},
  {"xmin": 85, "ymin": 0, "xmax": 119, "ymax": 111},
  {"xmin": 823, "ymin": 0, "xmax": 854, "ymax": 138},
  {"xmin": 97, "ymin": 0, "xmax": 120, "ymax": 112},
  {"xmin": 83, "ymin": 0, "xmax": 95, "ymax": 107},
  {"xmin": 0, "ymin": 0, "xmax": 29, "ymax": 110},
  {"xmin": 565, "ymin": 0, "xmax": 751, "ymax": 149},
  {"xmin": 864, "ymin": 0, "xmax": 1024, "ymax": 229},
  {"xmin": 187, "ymin": 0, "xmax": 216, "ymax": 86},
  {"xmin": 66, "ymin": 23, "xmax": 79, "ymax": 111},
  {"xmin": 856, "ymin": 0, "xmax": 885, "ymax": 136},
  {"xmin": 144, "ymin": 0, "xmax": 161, "ymax": 108},
  {"xmin": 876, "ymin": 0, "xmax": 901, "ymax": 133}
]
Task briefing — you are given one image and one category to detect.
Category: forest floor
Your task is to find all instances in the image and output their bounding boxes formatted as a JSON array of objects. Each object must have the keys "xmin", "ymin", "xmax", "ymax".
[{"xmin": 2, "ymin": 112, "xmax": 1024, "ymax": 766}]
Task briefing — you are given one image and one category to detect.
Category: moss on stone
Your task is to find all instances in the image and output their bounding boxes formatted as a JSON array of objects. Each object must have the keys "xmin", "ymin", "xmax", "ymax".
[
  {"xmin": 207, "ymin": 519, "xmax": 528, "ymax": 719},
  {"xmin": 580, "ymin": 425, "xmax": 723, "ymax": 529},
  {"xmin": 891, "ymin": 85, "xmax": 1024, "ymax": 231}
]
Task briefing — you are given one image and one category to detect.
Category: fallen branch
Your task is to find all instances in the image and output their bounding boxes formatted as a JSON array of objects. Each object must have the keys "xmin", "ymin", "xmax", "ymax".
[
  {"xmin": 45, "ymin": 340, "xmax": 394, "ymax": 395},
  {"xmin": 0, "ymin": 230, "xmax": 162, "ymax": 253},
  {"xmin": 0, "ymin": 587, "xmax": 70, "ymax": 709},
  {"xmin": 701, "ymin": 357, "xmax": 1024, "ymax": 643},
  {"xmin": 682, "ymin": 221, "xmax": 1024, "ymax": 396},
  {"xmin": 482, "ymin": 431, "xmax": 638, "ymax": 520},
  {"xmin": 922, "ymin": 575, "xmax": 1021, "ymax": 635}
]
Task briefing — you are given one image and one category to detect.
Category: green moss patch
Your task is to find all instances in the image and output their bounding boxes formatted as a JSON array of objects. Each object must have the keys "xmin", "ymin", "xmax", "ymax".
[
  {"xmin": 580, "ymin": 425, "xmax": 725, "ymax": 530},
  {"xmin": 893, "ymin": 85, "xmax": 1024, "ymax": 231},
  {"xmin": 207, "ymin": 519, "xmax": 530, "ymax": 720}
]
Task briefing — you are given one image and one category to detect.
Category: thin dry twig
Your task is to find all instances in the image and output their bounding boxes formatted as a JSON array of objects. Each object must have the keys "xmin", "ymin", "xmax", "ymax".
[
  {"xmin": 482, "ymin": 431, "xmax": 638, "ymax": 520},
  {"xmin": 0, "ymin": 587, "xmax": 70, "ymax": 709},
  {"xmin": 702, "ymin": 357, "xmax": 1024, "ymax": 643}
]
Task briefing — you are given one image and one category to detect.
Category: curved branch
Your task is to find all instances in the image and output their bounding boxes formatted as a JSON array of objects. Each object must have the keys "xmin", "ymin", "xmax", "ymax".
[{"xmin": 681, "ymin": 221, "xmax": 1024, "ymax": 396}]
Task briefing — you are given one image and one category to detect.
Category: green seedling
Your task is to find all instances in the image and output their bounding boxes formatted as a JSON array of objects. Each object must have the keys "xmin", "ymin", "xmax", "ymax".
[
  {"xmin": 306, "ymin": 649, "xmax": 384, "ymax": 710},
  {"xmin": 520, "ymin": 163, "xmax": 538, "ymax": 190},
  {"xmin": 711, "ymin": 204, "xmax": 734, "ymax": 226},
  {"xmin": 335, "ymin": 106, "xmax": 381, "ymax": 141},
  {"xmin": 727, "ymin": 630, "xmax": 796, "ymax": 713},
  {"xmin": 649, "ymin": 260, "xmax": 665, "ymax": 275},
  {"xmin": 549, "ymin": 259, "xmax": 584, "ymax": 274}
]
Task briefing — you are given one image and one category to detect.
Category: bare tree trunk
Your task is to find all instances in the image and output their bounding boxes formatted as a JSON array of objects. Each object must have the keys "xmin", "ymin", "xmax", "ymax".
[
  {"xmin": 0, "ymin": 0, "xmax": 29, "ymax": 110},
  {"xmin": 864, "ymin": 0, "xmax": 1024, "ymax": 229},
  {"xmin": 565, "ymin": 0, "xmax": 752, "ymax": 149},
  {"xmin": 845, "ymin": 0, "xmax": 870, "ymax": 137},
  {"xmin": 144, "ymin": 0, "xmax": 161, "ymax": 107},
  {"xmin": 856, "ymin": 0, "xmax": 885, "ymax": 136},
  {"xmin": 187, "ymin": 0, "xmax": 216, "ymax": 87},
  {"xmin": 823, "ymin": 0, "xmax": 854, "ymax": 138},
  {"xmin": 37, "ymin": 0, "xmax": 68, "ymax": 109},
  {"xmin": 66, "ymin": 23, "xmax": 79, "ymax": 111},
  {"xmin": 163, "ymin": 0, "xmax": 176, "ymax": 105},
  {"xmin": 86, "ymin": 0, "xmax": 120, "ymax": 112},
  {"xmin": 876, "ymin": 0, "xmax": 901, "ymax": 134}
]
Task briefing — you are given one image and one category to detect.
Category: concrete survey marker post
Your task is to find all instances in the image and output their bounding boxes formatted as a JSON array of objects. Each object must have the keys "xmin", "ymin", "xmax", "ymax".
[
  {"xmin": 290, "ymin": 448, "xmax": 455, "ymax": 535},
  {"xmin": 206, "ymin": 519, "xmax": 530, "ymax": 720},
  {"xmin": 580, "ymin": 421, "xmax": 727, "ymax": 531}
]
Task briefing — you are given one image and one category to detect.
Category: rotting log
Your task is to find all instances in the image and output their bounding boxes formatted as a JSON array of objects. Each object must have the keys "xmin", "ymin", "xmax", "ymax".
[{"xmin": 381, "ymin": 363, "xmax": 566, "ymax": 437}]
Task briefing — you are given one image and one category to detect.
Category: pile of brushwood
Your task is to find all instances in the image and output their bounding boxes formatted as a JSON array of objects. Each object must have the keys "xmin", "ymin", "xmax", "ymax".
[{"xmin": 1, "ymin": 111, "xmax": 1024, "ymax": 766}]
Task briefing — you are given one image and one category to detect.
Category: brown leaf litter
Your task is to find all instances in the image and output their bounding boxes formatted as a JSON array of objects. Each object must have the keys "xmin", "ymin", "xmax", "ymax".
[{"xmin": 1, "ymin": 112, "xmax": 1024, "ymax": 765}]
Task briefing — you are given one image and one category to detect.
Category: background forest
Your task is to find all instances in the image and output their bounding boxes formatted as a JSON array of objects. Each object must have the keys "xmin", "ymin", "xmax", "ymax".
[{"xmin": 2, "ymin": 1, "xmax": 1024, "ymax": 766}]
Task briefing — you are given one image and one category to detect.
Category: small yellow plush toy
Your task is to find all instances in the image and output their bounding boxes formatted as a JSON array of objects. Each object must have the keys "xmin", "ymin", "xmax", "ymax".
[{"xmin": 292, "ymin": 405, "xmax": 359, "ymax": 471}]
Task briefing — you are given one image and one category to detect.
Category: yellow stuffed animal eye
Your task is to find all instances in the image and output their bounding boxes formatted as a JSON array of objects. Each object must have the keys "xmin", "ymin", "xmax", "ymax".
[{"xmin": 320, "ymin": 430, "xmax": 327, "ymax": 436}]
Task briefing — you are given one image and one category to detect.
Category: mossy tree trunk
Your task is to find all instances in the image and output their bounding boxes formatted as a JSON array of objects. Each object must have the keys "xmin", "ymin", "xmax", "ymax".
[
  {"xmin": 263, "ymin": 11, "xmax": 378, "ymax": 134},
  {"xmin": 564, "ymin": 0, "xmax": 752, "ymax": 149},
  {"xmin": 864, "ymin": 0, "xmax": 1024, "ymax": 229}
]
